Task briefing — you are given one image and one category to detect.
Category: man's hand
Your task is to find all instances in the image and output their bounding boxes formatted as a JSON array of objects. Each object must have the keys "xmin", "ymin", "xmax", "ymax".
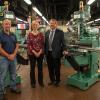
[
  {"xmin": 8, "ymin": 54, "xmax": 16, "ymax": 61},
  {"xmin": 63, "ymin": 51, "xmax": 68, "ymax": 56}
]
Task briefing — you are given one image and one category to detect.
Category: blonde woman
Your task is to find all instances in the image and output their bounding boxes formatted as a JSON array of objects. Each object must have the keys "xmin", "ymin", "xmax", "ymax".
[{"xmin": 27, "ymin": 20, "xmax": 44, "ymax": 88}]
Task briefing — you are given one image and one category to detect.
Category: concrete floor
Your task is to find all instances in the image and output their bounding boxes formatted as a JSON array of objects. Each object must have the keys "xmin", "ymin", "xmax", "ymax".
[{"xmin": 6, "ymin": 64, "xmax": 100, "ymax": 100}]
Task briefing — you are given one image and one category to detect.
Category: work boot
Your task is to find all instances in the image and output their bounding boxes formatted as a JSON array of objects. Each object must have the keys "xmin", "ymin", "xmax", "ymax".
[
  {"xmin": 39, "ymin": 83, "xmax": 44, "ymax": 87},
  {"xmin": 31, "ymin": 83, "xmax": 35, "ymax": 88},
  {"xmin": 10, "ymin": 88, "xmax": 21, "ymax": 94}
]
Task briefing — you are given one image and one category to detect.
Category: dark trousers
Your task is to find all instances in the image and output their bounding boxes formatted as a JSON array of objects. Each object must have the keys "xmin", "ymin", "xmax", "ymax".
[
  {"xmin": 29, "ymin": 55, "xmax": 44, "ymax": 85},
  {"xmin": 46, "ymin": 51, "xmax": 61, "ymax": 83}
]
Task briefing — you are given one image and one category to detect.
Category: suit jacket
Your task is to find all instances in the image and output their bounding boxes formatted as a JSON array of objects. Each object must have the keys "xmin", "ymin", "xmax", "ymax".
[{"xmin": 45, "ymin": 28, "xmax": 67, "ymax": 58}]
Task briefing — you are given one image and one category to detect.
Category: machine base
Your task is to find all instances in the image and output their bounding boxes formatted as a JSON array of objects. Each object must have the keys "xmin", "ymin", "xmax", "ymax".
[{"xmin": 67, "ymin": 72, "xmax": 100, "ymax": 90}]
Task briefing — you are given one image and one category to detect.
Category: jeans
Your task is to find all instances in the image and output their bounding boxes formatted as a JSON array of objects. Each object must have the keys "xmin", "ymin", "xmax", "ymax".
[{"xmin": 0, "ymin": 56, "xmax": 17, "ymax": 94}]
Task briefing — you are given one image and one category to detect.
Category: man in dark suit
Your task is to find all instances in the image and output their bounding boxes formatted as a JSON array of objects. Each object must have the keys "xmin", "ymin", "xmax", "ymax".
[{"xmin": 45, "ymin": 19, "xmax": 68, "ymax": 86}]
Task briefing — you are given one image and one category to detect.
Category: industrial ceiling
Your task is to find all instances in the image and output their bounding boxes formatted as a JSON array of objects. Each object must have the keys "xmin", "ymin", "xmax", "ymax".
[{"xmin": 0, "ymin": 0, "xmax": 100, "ymax": 21}]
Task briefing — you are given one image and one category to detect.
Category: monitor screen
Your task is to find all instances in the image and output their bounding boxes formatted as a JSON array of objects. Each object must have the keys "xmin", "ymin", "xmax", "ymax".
[{"xmin": 17, "ymin": 23, "xmax": 29, "ymax": 30}]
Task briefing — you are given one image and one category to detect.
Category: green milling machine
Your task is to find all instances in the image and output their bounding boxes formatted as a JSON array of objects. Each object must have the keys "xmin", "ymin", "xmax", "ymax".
[{"xmin": 65, "ymin": 1, "xmax": 100, "ymax": 90}]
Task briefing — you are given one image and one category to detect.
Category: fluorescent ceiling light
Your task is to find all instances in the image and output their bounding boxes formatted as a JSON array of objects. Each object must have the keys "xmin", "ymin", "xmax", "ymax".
[
  {"xmin": 42, "ymin": 16, "xmax": 46, "ymax": 21},
  {"xmin": 95, "ymin": 18, "xmax": 100, "ymax": 22},
  {"xmin": 87, "ymin": 0, "xmax": 95, "ymax": 5},
  {"xmin": 16, "ymin": 17, "xmax": 23, "ymax": 21},
  {"xmin": 42, "ymin": 16, "xmax": 49, "ymax": 24},
  {"xmin": 16, "ymin": 17, "xmax": 28, "ymax": 23},
  {"xmin": 33, "ymin": 7, "xmax": 42, "ymax": 17},
  {"xmin": 24, "ymin": 0, "xmax": 32, "ymax": 5},
  {"xmin": 87, "ymin": 18, "xmax": 100, "ymax": 24}
]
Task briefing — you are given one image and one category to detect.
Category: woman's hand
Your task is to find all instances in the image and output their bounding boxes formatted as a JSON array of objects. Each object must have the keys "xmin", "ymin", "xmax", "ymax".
[
  {"xmin": 37, "ymin": 49, "xmax": 42, "ymax": 57},
  {"xmin": 38, "ymin": 49, "xmax": 42, "ymax": 55},
  {"xmin": 32, "ymin": 50, "xmax": 38, "ymax": 57},
  {"xmin": 32, "ymin": 49, "xmax": 42, "ymax": 57}
]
